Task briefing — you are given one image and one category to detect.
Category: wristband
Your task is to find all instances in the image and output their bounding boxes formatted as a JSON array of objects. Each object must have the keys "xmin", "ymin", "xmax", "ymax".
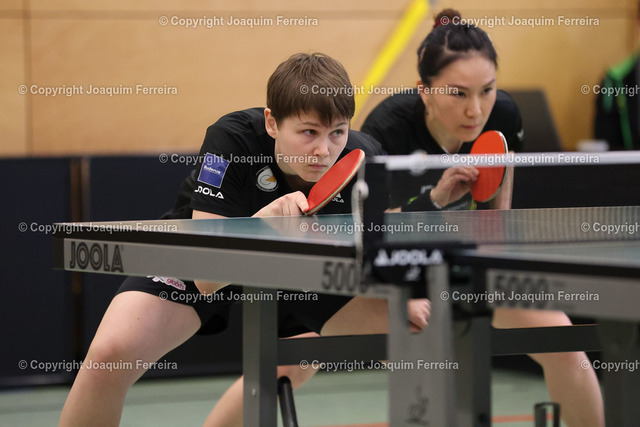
[
  {"xmin": 430, "ymin": 192, "xmax": 443, "ymax": 210},
  {"xmin": 402, "ymin": 189, "xmax": 442, "ymax": 212}
]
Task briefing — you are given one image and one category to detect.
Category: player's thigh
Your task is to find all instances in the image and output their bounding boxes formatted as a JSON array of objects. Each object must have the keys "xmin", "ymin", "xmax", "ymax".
[
  {"xmin": 90, "ymin": 290, "xmax": 201, "ymax": 362},
  {"xmin": 320, "ymin": 296, "xmax": 388, "ymax": 336},
  {"xmin": 278, "ymin": 332, "xmax": 320, "ymax": 388},
  {"xmin": 492, "ymin": 307, "xmax": 572, "ymax": 329}
]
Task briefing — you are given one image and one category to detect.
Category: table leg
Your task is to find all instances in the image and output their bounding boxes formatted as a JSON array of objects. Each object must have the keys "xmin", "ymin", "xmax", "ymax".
[
  {"xmin": 454, "ymin": 314, "xmax": 492, "ymax": 426},
  {"xmin": 387, "ymin": 262, "xmax": 456, "ymax": 426},
  {"xmin": 243, "ymin": 287, "xmax": 278, "ymax": 427},
  {"xmin": 599, "ymin": 321, "xmax": 640, "ymax": 427}
]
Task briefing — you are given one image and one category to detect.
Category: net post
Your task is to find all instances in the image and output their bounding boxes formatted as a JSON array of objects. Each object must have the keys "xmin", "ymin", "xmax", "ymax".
[{"xmin": 362, "ymin": 161, "xmax": 389, "ymax": 254}]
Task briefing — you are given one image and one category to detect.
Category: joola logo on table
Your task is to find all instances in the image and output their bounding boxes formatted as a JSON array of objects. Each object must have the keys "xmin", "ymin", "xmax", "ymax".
[
  {"xmin": 373, "ymin": 249, "xmax": 443, "ymax": 267},
  {"xmin": 69, "ymin": 242, "xmax": 124, "ymax": 272}
]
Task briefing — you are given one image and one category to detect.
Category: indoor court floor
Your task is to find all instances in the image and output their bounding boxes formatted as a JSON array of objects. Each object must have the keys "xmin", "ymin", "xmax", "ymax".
[{"xmin": 0, "ymin": 367, "xmax": 565, "ymax": 426}]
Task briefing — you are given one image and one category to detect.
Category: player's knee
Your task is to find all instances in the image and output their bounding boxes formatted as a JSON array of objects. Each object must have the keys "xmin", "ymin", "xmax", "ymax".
[
  {"xmin": 87, "ymin": 334, "xmax": 127, "ymax": 363},
  {"xmin": 529, "ymin": 351, "xmax": 587, "ymax": 372},
  {"xmin": 277, "ymin": 364, "xmax": 317, "ymax": 389},
  {"xmin": 83, "ymin": 335, "xmax": 143, "ymax": 383},
  {"xmin": 79, "ymin": 339, "xmax": 149, "ymax": 392}
]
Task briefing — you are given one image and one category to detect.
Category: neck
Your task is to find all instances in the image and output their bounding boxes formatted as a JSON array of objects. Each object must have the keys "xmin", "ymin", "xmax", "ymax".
[
  {"xmin": 425, "ymin": 114, "xmax": 463, "ymax": 154},
  {"xmin": 274, "ymin": 144, "xmax": 315, "ymax": 193},
  {"xmin": 283, "ymin": 173, "xmax": 314, "ymax": 194}
]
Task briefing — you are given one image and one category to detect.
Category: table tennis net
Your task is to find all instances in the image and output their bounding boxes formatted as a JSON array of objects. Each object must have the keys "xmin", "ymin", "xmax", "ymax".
[{"xmin": 380, "ymin": 206, "xmax": 640, "ymax": 246}]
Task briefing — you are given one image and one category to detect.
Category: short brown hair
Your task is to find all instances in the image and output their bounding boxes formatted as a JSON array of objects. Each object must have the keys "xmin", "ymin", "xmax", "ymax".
[{"xmin": 267, "ymin": 53, "xmax": 355, "ymax": 126}]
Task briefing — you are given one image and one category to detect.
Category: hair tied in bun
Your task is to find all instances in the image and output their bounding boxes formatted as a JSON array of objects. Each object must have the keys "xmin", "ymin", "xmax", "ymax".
[{"xmin": 434, "ymin": 9, "xmax": 461, "ymax": 29}]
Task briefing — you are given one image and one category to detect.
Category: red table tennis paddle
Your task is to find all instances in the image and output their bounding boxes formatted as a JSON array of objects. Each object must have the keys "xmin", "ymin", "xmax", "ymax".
[
  {"xmin": 304, "ymin": 149, "xmax": 365, "ymax": 215},
  {"xmin": 470, "ymin": 130, "xmax": 508, "ymax": 202}
]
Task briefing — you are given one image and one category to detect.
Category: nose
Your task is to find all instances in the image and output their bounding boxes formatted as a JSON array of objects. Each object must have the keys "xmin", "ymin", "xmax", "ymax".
[
  {"xmin": 466, "ymin": 96, "xmax": 481, "ymax": 118},
  {"xmin": 312, "ymin": 136, "xmax": 330, "ymax": 158}
]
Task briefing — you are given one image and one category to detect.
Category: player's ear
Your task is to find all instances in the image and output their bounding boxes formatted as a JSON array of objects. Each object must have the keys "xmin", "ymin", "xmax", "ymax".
[
  {"xmin": 417, "ymin": 80, "xmax": 430, "ymax": 110},
  {"xmin": 264, "ymin": 108, "xmax": 278, "ymax": 139}
]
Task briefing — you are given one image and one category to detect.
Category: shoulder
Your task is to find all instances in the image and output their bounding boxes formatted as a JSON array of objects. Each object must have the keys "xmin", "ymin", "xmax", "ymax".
[
  {"xmin": 346, "ymin": 129, "xmax": 385, "ymax": 156},
  {"xmin": 485, "ymin": 90, "xmax": 524, "ymax": 151},
  {"xmin": 206, "ymin": 108, "xmax": 265, "ymax": 138},
  {"xmin": 366, "ymin": 90, "xmax": 420, "ymax": 114},
  {"xmin": 491, "ymin": 90, "xmax": 521, "ymax": 121},
  {"xmin": 361, "ymin": 90, "xmax": 423, "ymax": 154},
  {"xmin": 202, "ymin": 108, "xmax": 269, "ymax": 154},
  {"xmin": 362, "ymin": 90, "xmax": 421, "ymax": 132}
]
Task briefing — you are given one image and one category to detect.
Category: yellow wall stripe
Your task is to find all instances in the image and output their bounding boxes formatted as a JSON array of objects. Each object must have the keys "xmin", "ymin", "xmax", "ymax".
[{"xmin": 353, "ymin": 0, "xmax": 430, "ymax": 121}]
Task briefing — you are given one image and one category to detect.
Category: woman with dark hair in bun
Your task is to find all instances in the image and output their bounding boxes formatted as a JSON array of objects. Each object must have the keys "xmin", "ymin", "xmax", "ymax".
[
  {"xmin": 363, "ymin": 8, "xmax": 520, "ymax": 212},
  {"xmin": 362, "ymin": 9, "xmax": 604, "ymax": 427}
]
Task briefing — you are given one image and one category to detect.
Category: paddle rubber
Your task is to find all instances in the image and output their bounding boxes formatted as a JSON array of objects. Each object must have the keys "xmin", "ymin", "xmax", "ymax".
[
  {"xmin": 304, "ymin": 149, "xmax": 365, "ymax": 215},
  {"xmin": 470, "ymin": 130, "xmax": 508, "ymax": 202}
]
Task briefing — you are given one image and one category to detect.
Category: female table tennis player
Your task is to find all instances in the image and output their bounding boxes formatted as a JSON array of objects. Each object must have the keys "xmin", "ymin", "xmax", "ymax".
[
  {"xmin": 59, "ymin": 52, "xmax": 431, "ymax": 427},
  {"xmin": 361, "ymin": 9, "xmax": 604, "ymax": 427}
]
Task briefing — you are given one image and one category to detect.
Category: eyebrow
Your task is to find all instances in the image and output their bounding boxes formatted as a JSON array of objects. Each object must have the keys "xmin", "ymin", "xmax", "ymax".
[
  {"xmin": 450, "ymin": 79, "xmax": 496, "ymax": 90},
  {"xmin": 300, "ymin": 121, "xmax": 349, "ymax": 128}
]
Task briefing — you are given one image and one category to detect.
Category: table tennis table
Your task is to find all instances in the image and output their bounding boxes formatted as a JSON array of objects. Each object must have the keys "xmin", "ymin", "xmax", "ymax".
[{"xmin": 53, "ymin": 206, "xmax": 640, "ymax": 426}]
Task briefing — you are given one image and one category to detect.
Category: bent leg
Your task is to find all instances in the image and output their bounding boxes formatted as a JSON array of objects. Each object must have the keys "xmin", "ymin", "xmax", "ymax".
[
  {"xmin": 203, "ymin": 296, "xmax": 428, "ymax": 427},
  {"xmin": 321, "ymin": 296, "xmax": 390, "ymax": 336},
  {"xmin": 493, "ymin": 308, "xmax": 604, "ymax": 427},
  {"xmin": 203, "ymin": 333, "xmax": 319, "ymax": 427},
  {"xmin": 59, "ymin": 291, "xmax": 201, "ymax": 427}
]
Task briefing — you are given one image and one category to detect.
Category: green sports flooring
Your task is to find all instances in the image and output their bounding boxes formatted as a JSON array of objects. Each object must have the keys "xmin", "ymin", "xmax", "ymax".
[{"xmin": 0, "ymin": 368, "xmax": 562, "ymax": 426}]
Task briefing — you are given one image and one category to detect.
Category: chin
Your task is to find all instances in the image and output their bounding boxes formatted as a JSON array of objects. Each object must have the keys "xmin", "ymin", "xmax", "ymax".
[
  {"xmin": 459, "ymin": 130, "xmax": 482, "ymax": 142},
  {"xmin": 306, "ymin": 173, "xmax": 323, "ymax": 183},
  {"xmin": 296, "ymin": 171, "xmax": 321, "ymax": 183},
  {"xmin": 306, "ymin": 167, "xmax": 329, "ymax": 181}
]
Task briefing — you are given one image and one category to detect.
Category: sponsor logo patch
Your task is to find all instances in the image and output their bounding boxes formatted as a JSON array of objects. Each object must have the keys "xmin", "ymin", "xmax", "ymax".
[
  {"xmin": 197, "ymin": 153, "xmax": 229, "ymax": 188},
  {"xmin": 256, "ymin": 166, "xmax": 278, "ymax": 192},
  {"xmin": 150, "ymin": 276, "xmax": 187, "ymax": 291}
]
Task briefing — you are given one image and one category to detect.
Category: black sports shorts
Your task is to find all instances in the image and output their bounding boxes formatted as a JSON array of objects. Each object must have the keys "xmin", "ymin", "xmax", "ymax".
[{"xmin": 116, "ymin": 275, "xmax": 352, "ymax": 336}]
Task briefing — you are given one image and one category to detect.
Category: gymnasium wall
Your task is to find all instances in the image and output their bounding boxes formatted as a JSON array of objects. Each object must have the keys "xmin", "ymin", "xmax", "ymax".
[{"xmin": 1, "ymin": 0, "xmax": 637, "ymax": 156}]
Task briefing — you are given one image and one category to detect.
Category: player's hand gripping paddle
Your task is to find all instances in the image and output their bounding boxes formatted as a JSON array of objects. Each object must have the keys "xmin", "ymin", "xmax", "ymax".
[
  {"xmin": 304, "ymin": 149, "xmax": 365, "ymax": 215},
  {"xmin": 470, "ymin": 130, "xmax": 508, "ymax": 202}
]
